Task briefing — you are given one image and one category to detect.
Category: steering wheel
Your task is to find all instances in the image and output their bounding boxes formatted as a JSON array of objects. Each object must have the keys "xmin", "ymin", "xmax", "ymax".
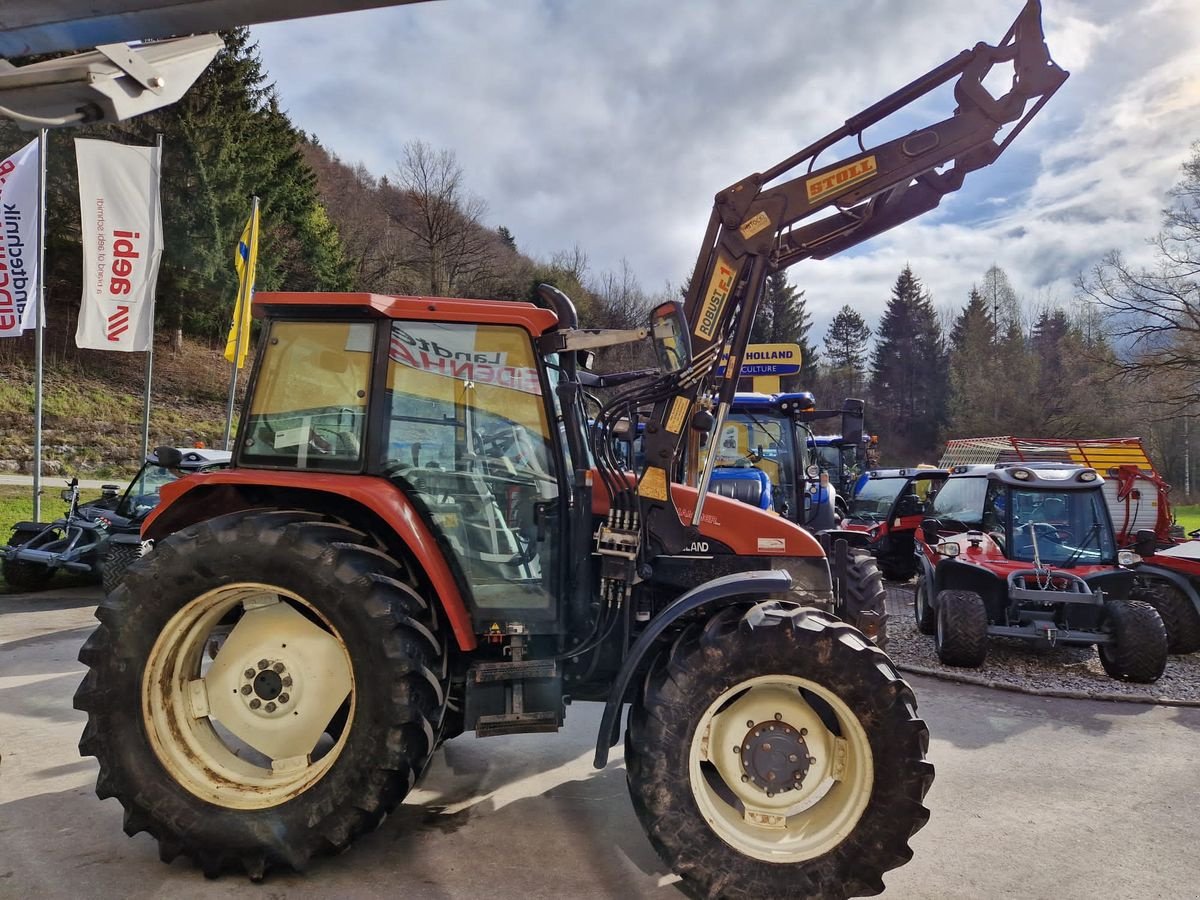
[{"xmin": 1030, "ymin": 521, "xmax": 1066, "ymax": 544}]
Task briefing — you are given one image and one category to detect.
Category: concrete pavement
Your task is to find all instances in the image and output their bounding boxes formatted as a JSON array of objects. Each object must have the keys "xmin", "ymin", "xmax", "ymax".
[{"xmin": 1, "ymin": 587, "xmax": 1197, "ymax": 899}]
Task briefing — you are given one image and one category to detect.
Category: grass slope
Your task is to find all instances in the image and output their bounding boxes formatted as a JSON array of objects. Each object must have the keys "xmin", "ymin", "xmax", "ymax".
[{"xmin": 0, "ymin": 336, "xmax": 241, "ymax": 479}]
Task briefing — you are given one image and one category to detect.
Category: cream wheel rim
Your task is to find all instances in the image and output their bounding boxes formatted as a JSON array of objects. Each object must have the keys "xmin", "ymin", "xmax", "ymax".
[
  {"xmin": 142, "ymin": 583, "xmax": 356, "ymax": 810},
  {"xmin": 689, "ymin": 674, "xmax": 873, "ymax": 862}
]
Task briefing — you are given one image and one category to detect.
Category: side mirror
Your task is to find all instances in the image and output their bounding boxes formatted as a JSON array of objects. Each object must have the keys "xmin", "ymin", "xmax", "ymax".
[
  {"xmin": 612, "ymin": 418, "xmax": 634, "ymax": 441},
  {"xmin": 921, "ymin": 518, "xmax": 941, "ymax": 544},
  {"xmin": 575, "ymin": 349, "xmax": 596, "ymax": 370},
  {"xmin": 648, "ymin": 300, "xmax": 693, "ymax": 374},
  {"xmin": 1133, "ymin": 529, "xmax": 1157, "ymax": 558},
  {"xmin": 155, "ymin": 446, "xmax": 183, "ymax": 469},
  {"xmin": 840, "ymin": 398, "xmax": 864, "ymax": 449}
]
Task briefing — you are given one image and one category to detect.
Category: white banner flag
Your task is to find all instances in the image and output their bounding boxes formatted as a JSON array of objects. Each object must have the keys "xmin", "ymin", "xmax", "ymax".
[
  {"xmin": 75, "ymin": 139, "xmax": 162, "ymax": 351},
  {"xmin": 0, "ymin": 139, "xmax": 40, "ymax": 337}
]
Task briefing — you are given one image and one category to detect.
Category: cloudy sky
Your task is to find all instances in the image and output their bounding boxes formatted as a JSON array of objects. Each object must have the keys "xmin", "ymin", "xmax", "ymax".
[{"xmin": 252, "ymin": 0, "xmax": 1200, "ymax": 339}]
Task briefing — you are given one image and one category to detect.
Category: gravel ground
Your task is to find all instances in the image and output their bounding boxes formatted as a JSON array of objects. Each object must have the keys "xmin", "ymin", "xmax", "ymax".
[{"xmin": 884, "ymin": 583, "xmax": 1200, "ymax": 703}]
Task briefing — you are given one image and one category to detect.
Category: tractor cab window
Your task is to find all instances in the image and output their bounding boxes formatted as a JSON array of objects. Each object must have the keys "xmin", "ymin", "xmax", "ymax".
[
  {"xmin": 704, "ymin": 411, "xmax": 797, "ymax": 515},
  {"xmin": 383, "ymin": 322, "xmax": 560, "ymax": 618},
  {"xmin": 929, "ymin": 476, "xmax": 989, "ymax": 530},
  {"xmin": 1007, "ymin": 487, "xmax": 1115, "ymax": 567},
  {"xmin": 240, "ymin": 321, "xmax": 373, "ymax": 471},
  {"xmin": 117, "ymin": 463, "xmax": 177, "ymax": 518},
  {"xmin": 848, "ymin": 477, "xmax": 905, "ymax": 520}
]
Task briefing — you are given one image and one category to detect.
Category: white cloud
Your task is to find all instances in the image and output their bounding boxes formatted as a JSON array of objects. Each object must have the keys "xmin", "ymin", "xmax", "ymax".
[{"xmin": 252, "ymin": 0, "xmax": 1200, "ymax": 344}]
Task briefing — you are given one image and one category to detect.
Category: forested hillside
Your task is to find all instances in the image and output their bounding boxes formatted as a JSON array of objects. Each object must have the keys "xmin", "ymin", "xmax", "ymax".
[{"xmin": 0, "ymin": 32, "xmax": 1196, "ymax": 494}]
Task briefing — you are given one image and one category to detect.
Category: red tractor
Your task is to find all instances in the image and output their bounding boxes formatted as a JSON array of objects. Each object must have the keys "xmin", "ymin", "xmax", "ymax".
[
  {"xmin": 73, "ymin": 4, "xmax": 1066, "ymax": 895},
  {"xmin": 833, "ymin": 467, "xmax": 949, "ymax": 582},
  {"xmin": 1131, "ymin": 540, "xmax": 1200, "ymax": 654},
  {"xmin": 913, "ymin": 464, "xmax": 1168, "ymax": 682}
]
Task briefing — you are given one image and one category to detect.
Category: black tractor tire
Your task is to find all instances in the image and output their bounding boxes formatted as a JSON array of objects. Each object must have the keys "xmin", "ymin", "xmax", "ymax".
[
  {"xmin": 1098, "ymin": 599, "xmax": 1168, "ymax": 683},
  {"xmin": 100, "ymin": 540, "xmax": 143, "ymax": 596},
  {"xmin": 934, "ymin": 589, "xmax": 989, "ymax": 668},
  {"xmin": 879, "ymin": 558, "xmax": 917, "ymax": 583},
  {"xmin": 625, "ymin": 603, "xmax": 933, "ymax": 900},
  {"xmin": 1136, "ymin": 582, "xmax": 1200, "ymax": 655},
  {"xmin": 839, "ymin": 550, "xmax": 889, "ymax": 649},
  {"xmin": 912, "ymin": 573, "xmax": 936, "ymax": 635},
  {"xmin": 74, "ymin": 510, "xmax": 448, "ymax": 880},
  {"xmin": 3, "ymin": 529, "xmax": 55, "ymax": 591}
]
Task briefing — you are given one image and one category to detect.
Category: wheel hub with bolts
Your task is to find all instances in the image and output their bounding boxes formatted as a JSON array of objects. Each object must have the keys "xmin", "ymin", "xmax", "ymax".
[
  {"xmin": 240, "ymin": 659, "xmax": 295, "ymax": 716},
  {"xmin": 739, "ymin": 715, "xmax": 813, "ymax": 794}
]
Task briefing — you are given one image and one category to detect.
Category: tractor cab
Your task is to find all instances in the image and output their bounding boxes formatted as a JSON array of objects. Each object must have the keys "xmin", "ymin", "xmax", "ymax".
[
  {"xmin": 911, "ymin": 463, "xmax": 1167, "ymax": 682},
  {"xmin": 836, "ymin": 467, "xmax": 948, "ymax": 581},
  {"xmin": 703, "ymin": 391, "xmax": 816, "ymax": 515}
]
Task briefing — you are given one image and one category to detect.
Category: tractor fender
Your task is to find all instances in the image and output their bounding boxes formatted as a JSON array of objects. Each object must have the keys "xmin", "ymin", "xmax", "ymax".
[
  {"xmin": 820, "ymin": 527, "xmax": 873, "ymax": 549},
  {"xmin": 141, "ymin": 470, "xmax": 478, "ymax": 651},
  {"xmin": 592, "ymin": 569, "xmax": 794, "ymax": 769},
  {"xmin": 931, "ymin": 557, "xmax": 1000, "ymax": 601},
  {"xmin": 1136, "ymin": 563, "xmax": 1200, "ymax": 615}
]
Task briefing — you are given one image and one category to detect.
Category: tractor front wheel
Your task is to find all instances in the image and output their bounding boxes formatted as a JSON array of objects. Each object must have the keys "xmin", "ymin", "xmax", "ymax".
[
  {"xmin": 74, "ymin": 510, "xmax": 447, "ymax": 879},
  {"xmin": 1098, "ymin": 599, "xmax": 1168, "ymax": 683},
  {"xmin": 934, "ymin": 589, "xmax": 988, "ymax": 668},
  {"xmin": 839, "ymin": 550, "xmax": 889, "ymax": 649},
  {"xmin": 912, "ymin": 573, "xmax": 936, "ymax": 635},
  {"xmin": 625, "ymin": 603, "xmax": 932, "ymax": 899}
]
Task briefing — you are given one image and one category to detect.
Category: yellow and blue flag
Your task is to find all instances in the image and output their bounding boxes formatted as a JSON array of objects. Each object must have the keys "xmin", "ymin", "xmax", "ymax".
[{"xmin": 224, "ymin": 203, "xmax": 260, "ymax": 367}]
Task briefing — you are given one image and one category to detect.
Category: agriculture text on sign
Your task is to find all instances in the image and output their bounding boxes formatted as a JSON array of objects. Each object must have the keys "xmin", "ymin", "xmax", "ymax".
[{"xmin": 717, "ymin": 343, "xmax": 802, "ymax": 377}]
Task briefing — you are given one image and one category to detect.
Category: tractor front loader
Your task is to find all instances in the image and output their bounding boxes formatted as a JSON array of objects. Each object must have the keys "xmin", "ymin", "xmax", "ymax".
[{"xmin": 75, "ymin": 3, "xmax": 1066, "ymax": 897}]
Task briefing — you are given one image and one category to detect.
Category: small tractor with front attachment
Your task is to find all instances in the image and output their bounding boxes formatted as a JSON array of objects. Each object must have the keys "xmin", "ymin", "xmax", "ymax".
[
  {"xmin": 834, "ymin": 467, "xmax": 949, "ymax": 582},
  {"xmin": 2, "ymin": 446, "xmax": 229, "ymax": 591},
  {"xmin": 74, "ymin": 4, "xmax": 1066, "ymax": 896},
  {"xmin": 913, "ymin": 463, "xmax": 1168, "ymax": 682}
]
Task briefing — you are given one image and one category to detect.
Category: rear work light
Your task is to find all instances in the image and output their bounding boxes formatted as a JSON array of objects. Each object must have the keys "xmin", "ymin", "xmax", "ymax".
[
  {"xmin": 1011, "ymin": 468, "xmax": 1032, "ymax": 481},
  {"xmin": 1078, "ymin": 470, "xmax": 1098, "ymax": 482}
]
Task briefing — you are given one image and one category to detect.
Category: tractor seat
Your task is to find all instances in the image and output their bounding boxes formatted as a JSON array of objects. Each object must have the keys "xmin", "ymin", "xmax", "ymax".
[{"xmin": 709, "ymin": 468, "xmax": 772, "ymax": 510}]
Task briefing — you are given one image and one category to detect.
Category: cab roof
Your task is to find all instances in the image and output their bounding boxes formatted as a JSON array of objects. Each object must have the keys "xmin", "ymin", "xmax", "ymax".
[
  {"xmin": 251, "ymin": 292, "xmax": 560, "ymax": 337},
  {"xmin": 865, "ymin": 467, "xmax": 949, "ymax": 480},
  {"xmin": 732, "ymin": 391, "xmax": 817, "ymax": 412},
  {"xmin": 947, "ymin": 462, "xmax": 1105, "ymax": 489}
]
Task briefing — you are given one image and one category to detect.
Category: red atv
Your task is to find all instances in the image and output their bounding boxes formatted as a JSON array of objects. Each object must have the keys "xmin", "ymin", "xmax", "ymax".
[
  {"xmin": 913, "ymin": 464, "xmax": 1168, "ymax": 682},
  {"xmin": 1131, "ymin": 538, "xmax": 1200, "ymax": 654},
  {"xmin": 834, "ymin": 468, "xmax": 948, "ymax": 581}
]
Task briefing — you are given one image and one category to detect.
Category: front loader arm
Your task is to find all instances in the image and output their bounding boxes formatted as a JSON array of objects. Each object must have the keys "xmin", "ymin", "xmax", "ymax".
[{"xmin": 629, "ymin": 0, "xmax": 1066, "ymax": 559}]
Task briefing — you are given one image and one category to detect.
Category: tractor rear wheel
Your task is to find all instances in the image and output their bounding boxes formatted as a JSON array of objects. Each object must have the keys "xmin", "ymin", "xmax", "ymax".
[
  {"xmin": 934, "ymin": 589, "xmax": 988, "ymax": 668},
  {"xmin": 839, "ymin": 550, "xmax": 889, "ymax": 649},
  {"xmin": 912, "ymin": 573, "xmax": 936, "ymax": 635},
  {"xmin": 1137, "ymin": 582, "xmax": 1200, "ymax": 654},
  {"xmin": 625, "ymin": 603, "xmax": 933, "ymax": 899},
  {"xmin": 1098, "ymin": 599, "xmax": 1168, "ymax": 683},
  {"xmin": 74, "ymin": 510, "xmax": 447, "ymax": 879}
]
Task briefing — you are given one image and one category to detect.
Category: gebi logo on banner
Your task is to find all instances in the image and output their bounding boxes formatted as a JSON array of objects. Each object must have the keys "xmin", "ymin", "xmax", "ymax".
[{"xmin": 74, "ymin": 139, "xmax": 162, "ymax": 353}]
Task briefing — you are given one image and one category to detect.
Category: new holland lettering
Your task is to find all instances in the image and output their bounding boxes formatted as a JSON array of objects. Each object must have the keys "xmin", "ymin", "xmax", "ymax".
[{"xmin": 109, "ymin": 230, "xmax": 141, "ymax": 296}]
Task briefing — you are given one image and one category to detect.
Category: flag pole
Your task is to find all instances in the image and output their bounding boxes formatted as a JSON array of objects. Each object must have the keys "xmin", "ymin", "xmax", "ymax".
[
  {"xmin": 32, "ymin": 128, "xmax": 47, "ymax": 522},
  {"xmin": 140, "ymin": 133, "xmax": 163, "ymax": 464},
  {"xmin": 222, "ymin": 195, "xmax": 258, "ymax": 450}
]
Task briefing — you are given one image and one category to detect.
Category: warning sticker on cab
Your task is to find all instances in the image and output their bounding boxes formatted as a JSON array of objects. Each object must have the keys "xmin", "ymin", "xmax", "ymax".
[{"xmin": 757, "ymin": 537, "xmax": 786, "ymax": 552}]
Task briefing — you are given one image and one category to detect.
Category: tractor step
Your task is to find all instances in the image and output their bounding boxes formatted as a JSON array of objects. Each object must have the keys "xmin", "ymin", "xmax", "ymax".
[
  {"xmin": 471, "ymin": 659, "xmax": 558, "ymax": 683},
  {"xmin": 474, "ymin": 710, "xmax": 559, "ymax": 738}
]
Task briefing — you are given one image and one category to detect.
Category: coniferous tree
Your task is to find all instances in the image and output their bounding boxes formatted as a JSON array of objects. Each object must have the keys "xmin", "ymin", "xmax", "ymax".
[
  {"xmin": 823, "ymin": 305, "xmax": 871, "ymax": 398},
  {"xmin": 869, "ymin": 265, "xmax": 947, "ymax": 461},
  {"xmin": 946, "ymin": 288, "xmax": 1000, "ymax": 435}
]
